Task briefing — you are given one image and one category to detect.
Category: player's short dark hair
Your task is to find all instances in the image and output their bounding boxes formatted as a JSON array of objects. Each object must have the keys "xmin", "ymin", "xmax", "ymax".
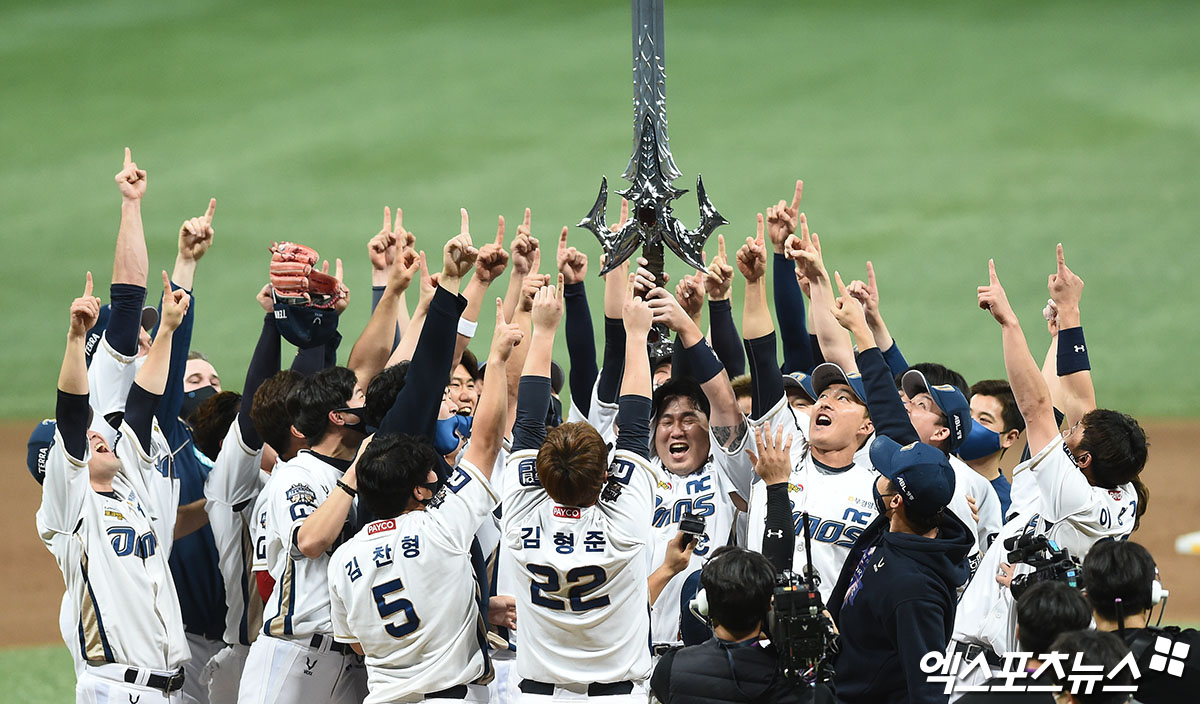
[
  {"xmin": 288, "ymin": 366, "xmax": 358, "ymax": 445},
  {"xmin": 1083, "ymin": 540, "xmax": 1157, "ymax": 623},
  {"xmin": 969, "ymin": 379, "xmax": 1025, "ymax": 433},
  {"xmin": 1048, "ymin": 630, "xmax": 1135, "ymax": 704},
  {"xmin": 356, "ymin": 433, "xmax": 441, "ymax": 519},
  {"xmin": 537, "ymin": 422, "xmax": 608, "ymax": 507},
  {"xmin": 456, "ymin": 349, "xmax": 479, "ymax": 381},
  {"xmin": 1016, "ymin": 581, "xmax": 1093, "ymax": 655},
  {"xmin": 900, "ymin": 362, "xmax": 969, "ymax": 399},
  {"xmin": 730, "ymin": 374, "xmax": 753, "ymax": 400},
  {"xmin": 1079, "ymin": 409, "xmax": 1149, "ymax": 488},
  {"xmin": 652, "ymin": 377, "xmax": 711, "ymax": 429},
  {"xmin": 187, "ymin": 350, "xmax": 209, "ymax": 362},
  {"xmin": 251, "ymin": 370, "xmax": 304, "ymax": 457},
  {"xmin": 701, "ymin": 546, "xmax": 775, "ymax": 638},
  {"xmin": 191, "ymin": 390, "xmax": 241, "ymax": 462},
  {"xmin": 365, "ymin": 362, "xmax": 411, "ymax": 428}
]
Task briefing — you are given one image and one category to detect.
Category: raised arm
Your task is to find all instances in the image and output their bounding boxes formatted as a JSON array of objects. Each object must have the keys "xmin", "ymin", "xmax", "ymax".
[
  {"xmin": 617, "ymin": 276, "xmax": 653, "ymax": 458},
  {"xmin": 1047, "ymin": 243, "xmax": 1095, "ymax": 428},
  {"xmin": 596, "ymin": 200, "xmax": 631, "ymax": 405},
  {"xmin": 128, "ymin": 273, "xmax": 190, "ymax": 453},
  {"xmin": 463, "ymin": 299, "xmax": 524, "ymax": 478},
  {"xmin": 112, "ymin": 147, "xmax": 148, "ymax": 287},
  {"xmin": 739, "ymin": 215, "xmax": 784, "ymax": 419},
  {"xmin": 558, "ymin": 226, "xmax": 598, "ymax": 417},
  {"xmin": 511, "ymin": 275, "xmax": 563, "ymax": 452},
  {"xmin": 785, "ymin": 216, "xmax": 856, "ymax": 372},
  {"xmin": 702, "ymin": 235, "xmax": 745, "ymax": 377},
  {"xmin": 977, "ymin": 259, "xmax": 1059, "ymax": 453},
  {"xmin": 456, "ymin": 216, "xmax": 510, "ymax": 370},
  {"xmin": 766, "ymin": 181, "xmax": 817, "ymax": 374},
  {"xmin": 58, "ymin": 274, "xmax": 101, "ymax": 457},
  {"xmin": 750, "ymin": 423, "xmax": 795, "ymax": 573},
  {"xmin": 502, "ymin": 208, "xmax": 538, "ymax": 322},
  {"xmin": 367, "ymin": 206, "xmax": 414, "ymax": 343},
  {"xmin": 349, "ymin": 247, "xmax": 419, "ymax": 387},
  {"xmin": 846, "ymin": 261, "xmax": 909, "ymax": 376}
]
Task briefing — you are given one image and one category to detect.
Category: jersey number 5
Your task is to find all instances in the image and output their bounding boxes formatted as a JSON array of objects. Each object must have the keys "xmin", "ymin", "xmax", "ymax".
[
  {"xmin": 372, "ymin": 577, "xmax": 421, "ymax": 638},
  {"xmin": 528, "ymin": 564, "xmax": 610, "ymax": 612}
]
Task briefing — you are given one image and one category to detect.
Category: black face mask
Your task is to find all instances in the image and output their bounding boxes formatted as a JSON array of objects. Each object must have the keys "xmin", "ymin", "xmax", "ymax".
[
  {"xmin": 416, "ymin": 479, "xmax": 442, "ymax": 507},
  {"xmin": 873, "ymin": 483, "xmax": 898, "ymax": 517},
  {"xmin": 331, "ymin": 406, "xmax": 368, "ymax": 435},
  {"xmin": 181, "ymin": 385, "xmax": 218, "ymax": 424}
]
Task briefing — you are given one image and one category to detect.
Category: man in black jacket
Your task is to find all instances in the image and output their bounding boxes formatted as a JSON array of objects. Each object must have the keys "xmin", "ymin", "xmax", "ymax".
[
  {"xmin": 827, "ymin": 437, "xmax": 973, "ymax": 704},
  {"xmin": 651, "ymin": 546, "xmax": 829, "ymax": 704}
]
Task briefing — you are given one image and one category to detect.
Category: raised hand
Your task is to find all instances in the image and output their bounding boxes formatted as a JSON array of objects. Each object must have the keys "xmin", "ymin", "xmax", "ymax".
[
  {"xmin": 511, "ymin": 208, "xmax": 540, "ymax": 276},
  {"xmin": 556, "ymin": 227, "xmax": 588, "ymax": 284},
  {"xmin": 623, "ymin": 273, "xmax": 653, "ymax": 337},
  {"xmin": 531, "ymin": 274, "xmax": 565, "ymax": 331},
  {"xmin": 632, "ymin": 256, "xmax": 669, "ymax": 299},
  {"xmin": 735, "ymin": 214, "xmax": 768, "ymax": 283},
  {"xmin": 978, "ymin": 259, "xmax": 1018, "ymax": 326},
  {"xmin": 178, "ymin": 198, "xmax": 216, "ymax": 262},
  {"xmin": 765, "ymin": 180, "xmax": 803, "ymax": 253},
  {"xmin": 832, "ymin": 271, "xmax": 870, "ymax": 337},
  {"xmin": 256, "ymin": 283, "xmax": 274, "ymax": 313},
  {"xmin": 473, "ymin": 216, "xmax": 510, "ymax": 285},
  {"xmin": 115, "ymin": 147, "xmax": 147, "ymax": 201},
  {"xmin": 675, "ymin": 270, "xmax": 705, "ymax": 321},
  {"xmin": 748, "ymin": 422, "xmax": 793, "ymax": 485},
  {"xmin": 416, "ymin": 252, "xmax": 439, "ymax": 310},
  {"xmin": 610, "ymin": 198, "xmax": 630, "ymax": 234},
  {"xmin": 490, "ymin": 297, "xmax": 524, "ymax": 362},
  {"xmin": 1047, "ymin": 243, "xmax": 1084, "ymax": 313},
  {"xmin": 389, "ymin": 248, "xmax": 420, "ymax": 294},
  {"xmin": 69, "ymin": 272, "xmax": 102, "ymax": 337},
  {"xmin": 647, "ymin": 286, "xmax": 698, "ymax": 336},
  {"xmin": 846, "ymin": 260, "xmax": 881, "ymax": 318},
  {"xmin": 785, "ymin": 212, "xmax": 827, "ymax": 283},
  {"xmin": 159, "ymin": 270, "xmax": 191, "ymax": 331},
  {"xmin": 520, "ymin": 273, "xmax": 550, "ymax": 313},
  {"xmin": 704, "ymin": 234, "xmax": 734, "ymax": 301},
  {"xmin": 368, "ymin": 207, "xmax": 400, "ymax": 278},
  {"xmin": 662, "ymin": 531, "xmax": 697, "ymax": 576},
  {"xmin": 442, "ymin": 209, "xmax": 479, "ymax": 281}
]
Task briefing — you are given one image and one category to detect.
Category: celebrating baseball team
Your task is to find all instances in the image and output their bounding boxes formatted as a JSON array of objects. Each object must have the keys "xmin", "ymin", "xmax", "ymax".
[{"xmin": 30, "ymin": 151, "xmax": 1197, "ymax": 704}]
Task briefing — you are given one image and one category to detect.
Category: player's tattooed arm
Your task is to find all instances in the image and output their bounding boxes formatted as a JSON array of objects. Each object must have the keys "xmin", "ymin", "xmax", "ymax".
[{"xmin": 711, "ymin": 421, "xmax": 750, "ymax": 453}]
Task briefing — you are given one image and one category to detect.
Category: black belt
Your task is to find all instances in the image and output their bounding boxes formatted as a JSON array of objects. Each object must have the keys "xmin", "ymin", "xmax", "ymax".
[
  {"xmin": 652, "ymin": 643, "xmax": 677, "ymax": 657},
  {"xmin": 426, "ymin": 685, "xmax": 468, "ymax": 699},
  {"xmin": 122, "ymin": 668, "xmax": 185, "ymax": 693},
  {"xmin": 957, "ymin": 642, "xmax": 1003, "ymax": 668},
  {"xmin": 519, "ymin": 679, "xmax": 633, "ymax": 696},
  {"xmin": 309, "ymin": 633, "xmax": 354, "ymax": 655}
]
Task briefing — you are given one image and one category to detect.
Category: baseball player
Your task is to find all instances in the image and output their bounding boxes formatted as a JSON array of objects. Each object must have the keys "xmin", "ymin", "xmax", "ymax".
[
  {"xmin": 500, "ymin": 278, "xmax": 661, "ymax": 701},
  {"xmin": 39, "ymin": 272, "xmax": 191, "ymax": 703},
  {"xmin": 640, "ymin": 286, "xmax": 752, "ymax": 651},
  {"xmin": 326, "ymin": 300, "xmax": 521, "ymax": 703},
  {"xmin": 951, "ymin": 257, "xmax": 1149, "ymax": 681},
  {"xmin": 740, "ymin": 218, "xmax": 880, "ymax": 599}
]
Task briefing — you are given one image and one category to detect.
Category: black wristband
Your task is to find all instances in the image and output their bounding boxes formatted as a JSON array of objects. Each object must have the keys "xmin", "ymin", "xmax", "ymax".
[
  {"xmin": 336, "ymin": 480, "xmax": 357, "ymax": 498},
  {"xmin": 679, "ymin": 338, "xmax": 724, "ymax": 385},
  {"xmin": 1057, "ymin": 327, "xmax": 1091, "ymax": 375}
]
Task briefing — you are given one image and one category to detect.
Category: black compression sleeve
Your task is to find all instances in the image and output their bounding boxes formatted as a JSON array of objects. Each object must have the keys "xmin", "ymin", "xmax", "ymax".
[
  {"xmin": 125, "ymin": 383, "xmax": 161, "ymax": 455},
  {"xmin": 563, "ymin": 282, "xmax": 598, "ymax": 418},
  {"xmin": 512, "ymin": 376, "xmax": 551, "ymax": 452},
  {"xmin": 763, "ymin": 483, "xmax": 796, "ymax": 574},
  {"xmin": 596, "ymin": 317, "xmax": 626, "ymax": 404},
  {"xmin": 238, "ymin": 315, "xmax": 281, "ymax": 449},
  {"xmin": 615, "ymin": 395, "xmax": 652, "ymax": 459},
  {"xmin": 707, "ymin": 299, "xmax": 746, "ymax": 377},
  {"xmin": 744, "ymin": 333, "xmax": 784, "ymax": 420},
  {"xmin": 56, "ymin": 390, "xmax": 90, "ymax": 460}
]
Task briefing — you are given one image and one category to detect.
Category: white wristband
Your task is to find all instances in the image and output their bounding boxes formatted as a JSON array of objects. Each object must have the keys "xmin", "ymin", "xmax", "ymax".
[{"xmin": 457, "ymin": 317, "xmax": 478, "ymax": 338}]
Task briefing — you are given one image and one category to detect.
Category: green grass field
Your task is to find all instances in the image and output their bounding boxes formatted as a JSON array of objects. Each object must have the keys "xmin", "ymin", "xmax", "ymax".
[{"xmin": 1, "ymin": 0, "xmax": 1198, "ymax": 692}]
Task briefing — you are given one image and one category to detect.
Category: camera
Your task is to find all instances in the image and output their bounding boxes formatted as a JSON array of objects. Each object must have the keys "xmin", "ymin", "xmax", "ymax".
[
  {"xmin": 770, "ymin": 512, "xmax": 837, "ymax": 686},
  {"xmin": 1004, "ymin": 533, "xmax": 1084, "ymax": 601}
]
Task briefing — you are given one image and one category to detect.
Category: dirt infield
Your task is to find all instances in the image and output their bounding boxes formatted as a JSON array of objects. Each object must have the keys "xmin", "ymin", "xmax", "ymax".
[{"xmin": 2, "ymin": 419, "xmax": 1197, "ymax": 648}]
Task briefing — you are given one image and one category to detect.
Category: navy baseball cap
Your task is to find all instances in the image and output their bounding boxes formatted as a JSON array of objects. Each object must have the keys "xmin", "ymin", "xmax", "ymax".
[
  {"xmin": 782, "ymin": 371, "xmax": 817, "ymax": 404},
  {"xmin": 810, "ymin": 363, "xmax": 868, "ymax": 405},
  {"xmin": 870, "ymin": 436, "xmax": 956, "ymax": 518},
  {"xmin": 901, "ymin": 370, "xmax": 973, "ymax": 452},
  {"xmin": 272, "ymin": 302, "xmax": 339, "ymax": 349},
  {"xmin": 26, "ymin": 419, "xmax": 56, "ymax": 485},
  {"xmin": 83, "ymin": 304, "xmax": 159, "ymax": 365}
]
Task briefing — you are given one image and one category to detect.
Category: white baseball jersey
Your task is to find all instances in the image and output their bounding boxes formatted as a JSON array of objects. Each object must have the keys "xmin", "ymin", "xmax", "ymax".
[
  {"xmin": 745, "ymin": 397, "xmax": 879, "ymax": 600},
  {"xmin": 950, "ymin": 455, "xmax": 1003, "ymax": 552},
  {"xmin": 648, "ymin": 431, "xmax": 746, "ymax": 645},
  {"xmin": 36, "ymin": 422, "xmax": 188, "ymax": 670},
  {"xmin": 260, "ymin": 450, "xmax": 358, "ymax": 639},
  {"xmin": 586, "ymin": 374, "xmax": 620, "ymax": 447},
  {"xmin": 501, "ymin": 447, "xmax": 661, "ymax": 685},
  {"xmin": 328, "ymin": 459, "xmax": 496, "ymax": 702},
  {"xmin": 87, "ymin": 333, "xmax": 144, "ymax": 423},
  {"xmin": 205, "ymin": 418, "xmax": 267, "ymax": 647},
  {"xmin": 953, "ymin": 436, "xmax": 1136, "ymax": 654}
]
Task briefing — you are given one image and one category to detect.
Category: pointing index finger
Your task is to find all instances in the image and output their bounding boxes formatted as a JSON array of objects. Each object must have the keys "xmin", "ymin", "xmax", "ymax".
[
  {"xmin": 866, "ymin": 261, "xmax": 876, "ymax": 289},
  {"xmin": 558, "ymin": 225, "xmax": 568, "ymax": 252},
  {"xmin": 834, "ymin": 270, "xmax": 849, "ymax": 296},
  {"xmin": 124, "ymin": 147, "xmax": 132, "ymax": 167},
  {"xmin": 791, "ymin": 180, "xmax": 803, "ymax": 211},
  {"xmin": 756, "ymin": 213, "xmax": 765, "ymax": 244},
  {"xmin": 460, "ymin": 208, "xmax": 469, "ymax": 235},
  {"xmin": 717, "ymin": 233, "xmax": 726, "ymax": 260},
  {"xmin": 382, "ymin": 206, "xmax": 391, "ymax": 233},
  {"xmin": 496, "ymin": 215, "xmax": 505, "ymax": 246},
  {"xmin": 204, "ymin": 198, "xmax": 217, "ymax": 223},
  {"xmin": 84, "ymin": 271, "xmax": 93, "ymax": 297},
  {"xmin": 1056, "ymin": 243, "xmax": 1066, "ymax": 273},
  {"xmin": 988, "ymin": 258, "xmax": 999, "ymax": 284}
]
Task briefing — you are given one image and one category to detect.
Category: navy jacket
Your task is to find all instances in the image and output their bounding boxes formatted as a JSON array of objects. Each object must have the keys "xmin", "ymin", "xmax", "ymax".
[{"xmin": 828, "ymin": 512, "xmax": 974, "ymax": 704}]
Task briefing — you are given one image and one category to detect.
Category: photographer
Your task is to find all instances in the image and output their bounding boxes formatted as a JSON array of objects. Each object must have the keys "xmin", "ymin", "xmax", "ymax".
[
  {"xmin": 650, "ymin": 546, "xmax": 830, "ymax": 703},
  {"xmin": 1083, "ymin": 540, "xmax": 1199, "ymax": 703},
  {"xmin": 826, "ymin": 438, "xmax": 973, "ymax": 704}
]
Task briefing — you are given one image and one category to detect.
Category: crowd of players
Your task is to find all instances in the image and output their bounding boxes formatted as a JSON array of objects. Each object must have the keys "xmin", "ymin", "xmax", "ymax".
[{"xmin": 29, "ymin": 151, "xmax": 1197, "ymax": 704}]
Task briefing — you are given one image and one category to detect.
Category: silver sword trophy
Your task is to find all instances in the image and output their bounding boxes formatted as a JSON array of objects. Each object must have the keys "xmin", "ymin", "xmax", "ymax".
[{"xmin": 578, "ymin": 0, "xmax": 727, "ymax": 356}]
